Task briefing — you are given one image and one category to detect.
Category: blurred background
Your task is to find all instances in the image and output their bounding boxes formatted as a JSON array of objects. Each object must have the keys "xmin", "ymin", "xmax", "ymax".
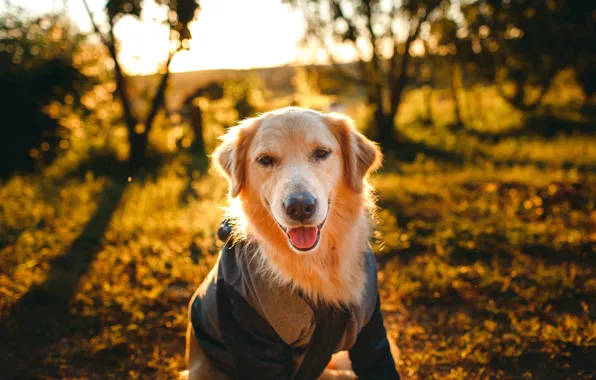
[{"xmin": 0, "ymin": 0, "xmax": 594, "ymax": 378}]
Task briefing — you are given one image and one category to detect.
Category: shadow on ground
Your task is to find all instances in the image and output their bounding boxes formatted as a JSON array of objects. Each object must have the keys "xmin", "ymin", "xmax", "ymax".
[
  {"xmin": 0, "ymin": 179, "xmax": 127, "ymax": 379},
  {"xmin": 456, "ymin": 115, "xmax": 596, "ymax": 143},
  {"xmin": 387, "ymin": 139, "xmax": 470, "ymax": 165}
]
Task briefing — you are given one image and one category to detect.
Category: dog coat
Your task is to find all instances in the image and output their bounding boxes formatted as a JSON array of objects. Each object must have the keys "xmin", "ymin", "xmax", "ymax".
[{"xmin": 190, "ymin": 221, "xmax": 399, "ymax": 379}]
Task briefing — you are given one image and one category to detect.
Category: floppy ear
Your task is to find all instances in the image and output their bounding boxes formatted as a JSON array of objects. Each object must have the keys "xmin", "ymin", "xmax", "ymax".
[
  {"xmin": 212, "ymin": 118, "xmax": 259, "ymax": 198},
  {"xmin": 325, "ymin": 113, "xmax": 383, "ymax": 193}
]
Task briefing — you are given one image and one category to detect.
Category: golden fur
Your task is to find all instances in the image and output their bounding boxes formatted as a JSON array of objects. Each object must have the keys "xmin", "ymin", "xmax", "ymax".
[
  {"xmin": 213, "ymin": 107, "xmax": 381, "ymax": 305},
  {"xmin": 184, "ymin": 107, "xmax": 385, "ymax": 380}
]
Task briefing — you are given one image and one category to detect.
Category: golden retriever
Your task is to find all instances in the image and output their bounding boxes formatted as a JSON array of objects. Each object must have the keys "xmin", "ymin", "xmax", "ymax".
[{"xmin": 183, "ymin": 107, "xmax": 398, "ymax": 380}]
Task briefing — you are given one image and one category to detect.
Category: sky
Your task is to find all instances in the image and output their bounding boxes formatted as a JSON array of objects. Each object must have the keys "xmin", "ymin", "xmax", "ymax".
[{"xmin": 0, "ymin": 0, "xmax": 309, "ymax": 74}]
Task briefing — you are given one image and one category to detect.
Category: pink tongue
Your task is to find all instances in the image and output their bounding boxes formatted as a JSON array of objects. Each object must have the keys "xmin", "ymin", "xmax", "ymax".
[{"xmin": 287, "ymin": 226, "xmax": 318, "ymax": 249}]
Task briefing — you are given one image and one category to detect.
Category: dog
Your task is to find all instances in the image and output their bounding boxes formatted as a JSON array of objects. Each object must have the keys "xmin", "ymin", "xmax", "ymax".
[{"xmin": 183, "ymin": 107, "xmax": 399, "ymax": 379}]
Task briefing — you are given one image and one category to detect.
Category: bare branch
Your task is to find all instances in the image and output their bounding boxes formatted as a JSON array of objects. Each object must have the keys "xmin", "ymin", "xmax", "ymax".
[
  {"xmin": 81, "ymin": 0, "xmax": 110, "ymax": 47},
  {"xmin": 144, "ymin": 47, "xmax": 180, "ymax": 130},
  {"xmin": 330, "ymin": 0, "xmax": 359, "ymax": 42},
  {"xmin": 389, "ymin": 3, "xmax": 438, "ymax": 116},
  {"xmin": 82, "ymin": 0, "xmax": 138, "ymax": 128},
  {"xmin": 363, "ymin": 0, "xmax": 385, "ymax": 111}
]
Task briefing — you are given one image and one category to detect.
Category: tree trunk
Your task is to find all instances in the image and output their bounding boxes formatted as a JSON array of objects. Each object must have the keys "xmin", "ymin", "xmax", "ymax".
[
  {"xmin": 389, "ymin": 9, "xmax": 432, "ymax": 120},
  {"xmin": 123, "ymin": 60, "xmax": 174, "ymax": 171},
  {"xmin": 423, "ymin": 86, "xmax": 433, "ymax": 125},
  {"xmin": 375, "ymin": 109, "xmax": 396, "ymax": 149},
  {"xmin": 389, "ymin": 51, "xmax": 410, "ymax": 120},
  {"xmin": 128, "ymin": 130, "xmax": 148, "ymax": 174},
  {"xmin": 189, "ymin": 105, "xmax": 206, "ymax": 155},
  {"xmin": 144, "ymin": 68, "xmax": 171, "ymax": 134},
  {"xmin": 512, "ymin": 82, "xmax": 526, "ymax": 111},
  {"xmin": 450, "ymin": 62, "xmax": 463, "ymax": 126}
]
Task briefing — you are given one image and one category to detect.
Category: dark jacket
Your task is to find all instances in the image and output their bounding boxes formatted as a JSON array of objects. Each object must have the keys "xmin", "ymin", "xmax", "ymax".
[{"xmin": 190, "ymin": 221, "xmax": 399, "ymax": 379}]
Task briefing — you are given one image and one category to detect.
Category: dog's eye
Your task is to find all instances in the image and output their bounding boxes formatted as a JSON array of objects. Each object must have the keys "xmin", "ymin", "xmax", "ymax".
[
  {"xmin": 314, "ymin": 149, "xmax": 330, "ymax": 160},
  {"xmin": 257, "ymin": 155, "xmax": 275, "ymax": 166}
]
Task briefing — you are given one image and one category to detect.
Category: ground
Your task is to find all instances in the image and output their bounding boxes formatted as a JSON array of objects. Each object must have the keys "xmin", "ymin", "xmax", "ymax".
[{"xmin": 0, "ymin": 90, "xmax": 595, "ymax": 379}]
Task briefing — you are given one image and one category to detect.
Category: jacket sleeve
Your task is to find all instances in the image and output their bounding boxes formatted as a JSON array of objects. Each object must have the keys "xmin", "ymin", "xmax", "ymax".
[
  {"xmin": 216, "ymin": 278, "xmax": 293, "ymax": 379},
  {"xmin": 348, "ymin": 294, "xmax": 400, "ymax": 379}
]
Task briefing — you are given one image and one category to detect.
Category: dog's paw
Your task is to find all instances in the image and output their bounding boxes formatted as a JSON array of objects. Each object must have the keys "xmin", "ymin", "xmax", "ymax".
[{"xmin": 318, "ymin": 368, "xmax": 357, "ymax": 380}]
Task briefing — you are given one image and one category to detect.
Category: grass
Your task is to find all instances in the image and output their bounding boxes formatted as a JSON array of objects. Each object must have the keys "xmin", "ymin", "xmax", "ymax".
[
  {"xmin": 372, "ymin": 163, "xmax": 595, "ymax": 379},
  {"xmin": 0, "ymin": 82, "xmax": 595, "ymax": 378},
  {"xmin": 0, "ymin": 157, "xmax": 224, "ymax": 378}
]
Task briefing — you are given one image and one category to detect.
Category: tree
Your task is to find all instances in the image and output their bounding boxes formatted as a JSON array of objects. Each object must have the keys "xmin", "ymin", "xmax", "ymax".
[
  {"xmin": 284, "ymin": 0, "xmax": 441, "ymax": 149},
  {"xmin": 0, "ymin": 12, "xmax": 90, "ymax": 176},
  {"xmin": 181, "ymin": 82, "xmax": 224, "ymax": 155},
  {"xmin": 427, "ymin": 10, "xmax": 468, "ymax": 126},
  {"xmin": 82, "ymin": 0, "xmax": 199, "ymax": 171},
  {"xmin": 461, "ymin": 0, "xmax": 595, "ymax": 113}
]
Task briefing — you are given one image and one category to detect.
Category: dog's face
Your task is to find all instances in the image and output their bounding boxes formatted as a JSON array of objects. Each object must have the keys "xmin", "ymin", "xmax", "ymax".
[
  {"xmin": 246, "ymin": 111, "xmax": 343, "ymax": 252},
  {"xmin": 213, "ymin": 107, "xmax": 381, "ymax": 254}
]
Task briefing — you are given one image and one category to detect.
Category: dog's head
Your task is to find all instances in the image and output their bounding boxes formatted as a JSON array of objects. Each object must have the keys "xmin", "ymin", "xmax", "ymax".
[{"xmin": 213, "ymin": 107, "xmax": 382, "ymax": 254}]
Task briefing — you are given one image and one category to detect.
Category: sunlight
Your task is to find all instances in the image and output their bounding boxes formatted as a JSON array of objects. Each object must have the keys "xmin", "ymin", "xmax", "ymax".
[
  {"xmin": 170, "ymin": 0, "xmax": 306, "ymax": 73},
  {"xmin": 1, "ymin": 0, "xmax": 308, "ymax": 74},
  {"xmin": 0, "ymin": 0, "xmax": 370, "ymax": 75},
  {"xmin": 109, "ymin": 0, "xmax": 309, "ymax": 74}
]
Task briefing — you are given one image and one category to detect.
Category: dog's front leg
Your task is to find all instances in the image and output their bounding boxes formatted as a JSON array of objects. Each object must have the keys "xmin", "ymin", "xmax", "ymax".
[
  {"xmin": 184, "ymin": 322, "xmax": 228, "ymax": 380},
  {"xmin": 319, "ymin": 351, "xmax": 356, "ymax": 379},
  {"xmin": 318, "ymin": 368, "xmax": 357, "ymax": 380}
]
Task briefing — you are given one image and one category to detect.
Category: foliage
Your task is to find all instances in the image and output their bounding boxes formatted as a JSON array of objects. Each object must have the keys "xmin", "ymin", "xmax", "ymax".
[
  {"xmin": 0, "ymin": 12, "xmax": 92, "ymax": 177},
  {"xmin": 458, "ymin": 0, "xmax": 595, "ymax": 111},
  {"xmin": 286, "ymin": 0, "xmax": 596, "ymax": 141}
]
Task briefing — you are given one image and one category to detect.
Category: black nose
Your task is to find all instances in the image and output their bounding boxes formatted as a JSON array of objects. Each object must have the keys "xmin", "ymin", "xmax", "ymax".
[{"xmin": 284, "ymin": 192, "xmax": 317, "ymax": 222}]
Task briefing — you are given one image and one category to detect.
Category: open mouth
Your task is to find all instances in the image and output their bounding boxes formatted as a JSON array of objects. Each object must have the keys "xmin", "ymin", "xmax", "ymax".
[{"xmin": 276, "ymin": 217, "xmax": 327, "ymax": 252}]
